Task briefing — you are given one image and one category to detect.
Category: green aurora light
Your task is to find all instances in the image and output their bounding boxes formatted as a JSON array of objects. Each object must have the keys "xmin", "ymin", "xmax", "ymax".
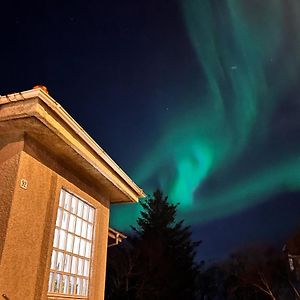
[{"xmin": 111, "ymin": 0, "xmax": 300, "ymax": 229}]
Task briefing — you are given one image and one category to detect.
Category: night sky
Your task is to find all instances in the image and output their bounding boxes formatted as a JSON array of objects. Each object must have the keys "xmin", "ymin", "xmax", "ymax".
[{"xmin": 1, "ymin": 0, "xmax": 300, "ymax": 262}]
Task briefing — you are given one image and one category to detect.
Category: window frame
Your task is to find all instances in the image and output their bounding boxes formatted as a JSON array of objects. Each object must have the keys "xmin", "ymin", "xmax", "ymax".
[{"xmin": 47, "ymin": 188, "xmax": 96, "ymax": 298}]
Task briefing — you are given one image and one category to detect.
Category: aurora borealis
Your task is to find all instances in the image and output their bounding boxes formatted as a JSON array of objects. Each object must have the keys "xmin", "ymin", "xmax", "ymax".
[
  {"xmin": 1, "ymin": 0, "xmax": 300, "ymax": 259},
  {"xmin": 112, "ymin": 0, "xmax": 300, "ymax": 230}
]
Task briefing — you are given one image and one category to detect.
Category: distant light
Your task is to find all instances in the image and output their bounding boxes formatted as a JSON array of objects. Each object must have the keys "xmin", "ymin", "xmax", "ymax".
[
  {"xmin": 289, "ymin": 258, "xmax": 295, "ymax": 271},
  {"xmin": 33, "ymin": 85, "xmax": 49, "ymax": 94}
]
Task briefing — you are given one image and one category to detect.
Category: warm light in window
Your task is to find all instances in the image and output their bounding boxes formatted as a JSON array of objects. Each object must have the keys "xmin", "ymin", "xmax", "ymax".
[{"xmin": 48, "ymin": 189, "xmax": 95, "ymax": 297}]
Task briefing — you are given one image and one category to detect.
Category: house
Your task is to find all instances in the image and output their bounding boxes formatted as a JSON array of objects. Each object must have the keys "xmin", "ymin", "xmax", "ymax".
[{"xmin": 0, "ymin": 87, "xmax": 145, "ymax": 300}]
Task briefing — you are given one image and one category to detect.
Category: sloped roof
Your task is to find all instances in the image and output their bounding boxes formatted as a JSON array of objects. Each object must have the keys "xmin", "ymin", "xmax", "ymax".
[{"xmin": 0, "ymin": 88, "xmax": 145, "ymax": 203}]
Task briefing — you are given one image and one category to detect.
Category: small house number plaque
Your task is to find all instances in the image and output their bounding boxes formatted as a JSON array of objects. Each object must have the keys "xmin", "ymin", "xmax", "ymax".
[{"xmin": 20, "ymin": 179, "xmax": 28, "ymax": 190}]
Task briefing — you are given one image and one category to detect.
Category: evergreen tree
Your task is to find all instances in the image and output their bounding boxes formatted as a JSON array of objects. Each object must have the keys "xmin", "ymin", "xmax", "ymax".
[{"xmin": 106, "ymin": 189, "xmax": 201, "ymax": 300}]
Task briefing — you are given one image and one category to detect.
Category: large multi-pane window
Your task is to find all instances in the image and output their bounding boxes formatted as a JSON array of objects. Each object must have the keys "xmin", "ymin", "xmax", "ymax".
[{"xmin": 48, "ymin": 189, "xmax": 95, "ymax": 297}]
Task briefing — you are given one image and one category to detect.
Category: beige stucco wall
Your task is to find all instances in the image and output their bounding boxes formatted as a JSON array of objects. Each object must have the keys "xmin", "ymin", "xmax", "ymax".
[
  {"xmin": 0, "ymin": 137, "xmax": 110, "ymax": 300},
  {"xmin": 0, "ymin": 137, "xmax": 23, "ymax": 263}
]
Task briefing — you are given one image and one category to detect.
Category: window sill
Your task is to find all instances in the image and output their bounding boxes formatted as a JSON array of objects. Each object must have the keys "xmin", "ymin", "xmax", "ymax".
[{"xmin": 48, "ymin": 293, "xmax": 88, "ymax": 299}]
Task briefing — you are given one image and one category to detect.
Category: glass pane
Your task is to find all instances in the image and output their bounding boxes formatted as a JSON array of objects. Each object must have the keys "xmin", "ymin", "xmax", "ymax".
[
  {"xmin": 75, "ymin": 218, "xmax": 82, "ymax": 236},
  {"xmin": 48, "ymin": 272, "xmax": 54, "ymax": 292},
  {"xmin": 50, "ymin": 250, "xmax": 57, "ymax": 270},
  {"xmin": 61, "ymin": 211, "xmax": 69, "ymax": 230},
  {"xmin": 58, "ymin": 230, "xmax": 66, "ymax": 250},
  {"xmin": 53, "ymin": 228, "xmax": 59, "ymax": 248},
  {"xmin": 57, "ymin": 251, "xmax": 64, "ymax": 271},
  {"xmin": 64, "ymin": 254, "xmax": 71, "ymax": 273},
  {"xmin": 64, "ymin": 192, "xmax": 71, "ymax": 211},
  {"xmin": 82, "ymin": 279, "xmax": 88, "ymax": 296},
  {"xmin": 79, "ymin": 239, "xmax": 86, "ymax": 257},
  {"xmin": 83, "ymin": 204, "xmax": 89, "ymax": 220},
  {"xmin": 69, "ymin": 214, "xmax": 76, "ymax": 233},
  {"xmin": 69, "ymin": 276, "xmax": 75, "ymax": 294},
  {"xmin": 59, "ymin": 190, "xmax": 65, "ymax": 207},
  {"xmin": 62, "ymin": 275, "xmax": 69, "ymax": 294},
  {"xmin": 71, "ymin": 196, "xmax": 78, "ymax": 214},
  {"xmin": 66, "ymin": 233, "xmax": 74, "ymax": 252},
  {"xmin": 76, "ymin": 277, "xmax": 82, "ymax": 295},
  {"xmin": 71, "ymin": 256, "xmax": 78, "ymax": 274},
  {"xmin": 81, "ymin": 221, "xmax": 88, "ymax": 238},
  {"xmin": 85, "ymin": 279, "xmax": 89, "ymax": 296},
  {"xmin": 84, "ymin": 259, "xmax": 89, "ymax": 277},
  {"xmin": 77, "ymin": 201, "xmax": 83, "ymax": 218},
  {"xmin": 88, "ymin": 207, "xmax": 94, "ymax": 222},
  {"xmin": 56, "ymin": 208, "xmax": 62, "ymax": 227},
  {"xmin": 87, "ymin": 224, "xmax": 93, "ymax": 240},
  {"xmin": 54, "ymin": 273, "xmax": 61, "ymax": 292},
  {"xmin": 78, "ymin": 258, "xmax": 83, "ymax": 275},
  {"xmin": 73, "ymin": 236, "xmax": 80, "ymax": 255},
  {"xmin": 86, "ymin": 241, "xmax": 92, "ymax": 258}
]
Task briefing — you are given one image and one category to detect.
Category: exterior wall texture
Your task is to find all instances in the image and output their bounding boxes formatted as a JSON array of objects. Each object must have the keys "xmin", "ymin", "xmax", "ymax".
[{"xmin": 0, "ymin": 138, "xmax": 23, "ymax": 263}]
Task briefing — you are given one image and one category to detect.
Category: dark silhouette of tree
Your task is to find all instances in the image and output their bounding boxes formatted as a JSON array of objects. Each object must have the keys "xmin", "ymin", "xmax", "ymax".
[
  {"xmin": 105, "ymin": 189, "xmax": 201, "ymax": 300},
  {"xmin": 198, "ymin": 245, "xmax": 297, "ymax": 300},
  {"xmin": 225, "ymin": 246, "xmax": 293, "ymax": 300},
  {"xmin": 105, "ymin": 242, "xmax": 136, "ymax": 300}
]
